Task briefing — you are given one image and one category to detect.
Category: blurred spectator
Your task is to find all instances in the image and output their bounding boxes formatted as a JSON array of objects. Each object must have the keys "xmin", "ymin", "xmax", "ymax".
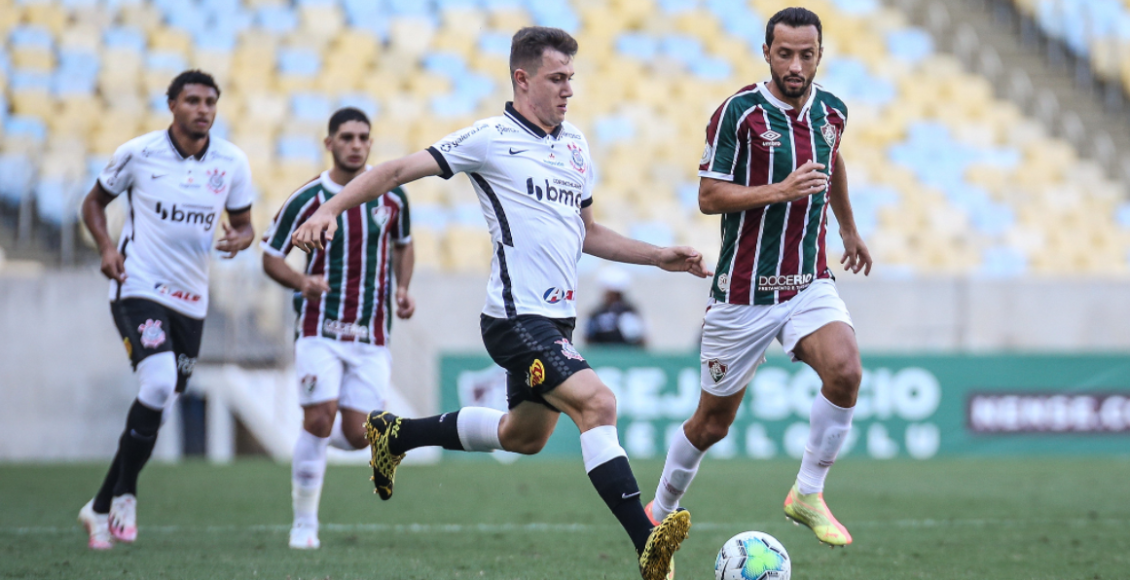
[{"xmin": 584, "ymin": 268, "xmax": 646, "ymax": 347}]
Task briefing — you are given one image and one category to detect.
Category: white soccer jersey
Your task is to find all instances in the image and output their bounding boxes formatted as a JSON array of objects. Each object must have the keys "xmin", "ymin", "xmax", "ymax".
[
  {"xmin": 427, "ymin": 103, "xmax": 595, "ymax": 320},
  {"xmin": 98, "ymin": 129, "xmax": 254, "ymax": 319}
]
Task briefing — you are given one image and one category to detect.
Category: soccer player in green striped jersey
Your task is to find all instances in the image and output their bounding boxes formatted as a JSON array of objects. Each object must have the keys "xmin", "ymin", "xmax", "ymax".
[
  {"xmin": 261, "ymin": 108, "xmax": 415, "ymax": 550},
  {"xmin": 647, "ymin": 8, "xmax": 873, "ymax": 549}
]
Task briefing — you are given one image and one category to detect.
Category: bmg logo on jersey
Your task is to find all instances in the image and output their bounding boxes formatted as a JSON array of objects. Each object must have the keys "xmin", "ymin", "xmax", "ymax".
[
  {"xmin": 526, "ymin": 178, "xmax": 583, "ymax": 209},
  {"xmin": 154, "ymin": 201, "xmax": 216, "ymax": 230}
]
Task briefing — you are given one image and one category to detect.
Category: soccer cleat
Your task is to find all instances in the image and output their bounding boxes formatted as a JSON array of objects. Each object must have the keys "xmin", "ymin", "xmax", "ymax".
[
  {"xmin": 783, "ymin": 483, "xmax": 852, "ymax": 547},
  {"xmin": 288, "ymin": 522, "xmax": 320, "ymax": 549},
  {"xmin": 638, "ymin": 508, "xmax": 690, "ymax": 580},
  {"xmin": 365, "ymin": 410, "xmax": 406, "ymax": 500},
  {"xmin": 109, "ymin": 494, "xmax": 138, "ymax": 543},
  {"xmin": 78, "ymin": 500, "xmax": 113, "ymax": 550}
]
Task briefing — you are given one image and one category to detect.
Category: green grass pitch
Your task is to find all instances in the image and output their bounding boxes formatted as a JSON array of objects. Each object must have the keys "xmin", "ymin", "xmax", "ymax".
[{"xmin": 2, "ymin": 458, "xmax": 1129, "ymax": 579}]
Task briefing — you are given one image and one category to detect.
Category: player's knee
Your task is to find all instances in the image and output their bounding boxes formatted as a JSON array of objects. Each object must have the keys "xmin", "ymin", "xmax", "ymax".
[
  {"xmin": 136, "ymin": 352, "xmax": 178, "ymax": 410},
  {"xmin": 508, "ymin": 433, "xmax": 550, "ymax": 455},
  {"xmin": 302, "ymin": 407, "xmax": 335, "ymax": 438},
  {"xmin": 825, "ymin": 359, "xmax": 862, "ymax": 404},
  {"xmin": 580, "ymin": 387, "xmax": 617, "ymax": 427},
  {"xmin": 342, "ymin": 421, "xmax": 369, "ymax": 449},
  {"xmin": 698, "ymin": 420, "xmax": 730, "ymax": 447}
]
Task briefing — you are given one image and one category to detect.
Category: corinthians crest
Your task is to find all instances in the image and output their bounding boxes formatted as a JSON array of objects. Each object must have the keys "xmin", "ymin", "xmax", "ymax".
[
  {"xmin": 206, "ymin": 168, "xmax": 226, "ymax": 194},
  {"xmin": 821, "ymin": 123, "xmax": 838, "ymax": 147}
]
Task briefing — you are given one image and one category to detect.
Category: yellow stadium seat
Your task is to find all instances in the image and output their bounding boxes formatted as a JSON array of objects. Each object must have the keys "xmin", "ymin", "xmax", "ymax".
[
  {"xmin": 409, "ymin": 227, "xmax": 443, "ymax": 270},
  {"xmin": 388, "ymin": 17, "xmax": 437, "ymax": 57},
  {"xmin": 489, "ymin": 9, "xmax": 531, "ymax": 31},
  {"xmin": 23, "ymin": 2, "xmax": 67, "ymax": 34},
  {"xmin": 299, "ymin": 4, "xmax": 345, "ymax": 40},
  {"xmin": 9, "ymin": 89, "xmax": 56, "ymax": 121},
  {"xmin": 149, "ymin": 28, "xmax": 193, "ymax": 58},
  {"xmin": 443, "ymin": 226, "xmax": 492, "ymax": 273},
  {"xmin": 10, "ymin": 47, "xmax": 55, "ymax": 71}
]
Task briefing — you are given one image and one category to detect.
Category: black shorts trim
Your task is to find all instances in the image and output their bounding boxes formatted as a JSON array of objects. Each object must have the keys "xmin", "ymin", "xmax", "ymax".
[
  {"xmin": 110, "ymin": 298, "xmax": 204, "ymax": 392},
  {"xmin": 480, "ymin": 314, "xmax": 590, "ymax": 412}
]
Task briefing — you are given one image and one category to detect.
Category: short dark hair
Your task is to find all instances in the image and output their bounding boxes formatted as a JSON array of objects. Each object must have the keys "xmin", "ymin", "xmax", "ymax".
[
  {"xmin": 765, "ymin": 7, "xmax": 823, "ymax": 48},
  {"xmin": 328, "ymin": 107, "xmax": 371, "ymax": 136},
  {"xmin": 509, "ymin": 26, "xmax": 578, "ymax": 79},
  {"xmin": 166, "ymin": 69, "xmax": 221, "ymax": 101}
]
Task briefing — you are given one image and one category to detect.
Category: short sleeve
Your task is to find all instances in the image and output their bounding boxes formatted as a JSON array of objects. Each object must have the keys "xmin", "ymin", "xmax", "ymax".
[
  {"xmin": 225, "ymin": 153, "xmax": 254, "ymax": 212},
  {"xmin": 580, "ymin": 153, "xmax": 596, "ymax": 209},
  {"xmin": 97, "ymin": 142, "xmax": 136, "ymax": 196},
  {"xmin": 697, "ymin": 98, "xmax": 749, "ymax": 182},
  {"xmin": 425, "ymin": 122, "xmax": 494, "ymax": 180},
  {"xmin": 390, "ymin": 186, "xmax": 411, "ymax": 245},
  {"xmin": 260, "ymin": 187, "xmax": 320, "ymax": 257}
]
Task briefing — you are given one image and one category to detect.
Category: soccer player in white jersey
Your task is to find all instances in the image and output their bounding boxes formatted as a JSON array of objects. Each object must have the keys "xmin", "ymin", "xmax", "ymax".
[
  {"xmin": 261, "ymin": 107, "xmax": 415, "ymax": 550},
  {"xmin": 292, "ymin": 27, "xmax": 709, "ymax": 580},
  {"xmin": 646, "ymin": 8, "xmax": 873, "ymax": 549},
  {"xmin": 77, "ymin": 70, "xmax": 255, "ymax": 550}
]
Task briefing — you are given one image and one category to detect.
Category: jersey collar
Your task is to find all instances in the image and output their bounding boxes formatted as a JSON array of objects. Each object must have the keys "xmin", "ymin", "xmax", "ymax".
[
  {"xmin": 166, "ymin": 128, "xmax": 210, "ymax": 161},
  {"xmin": 504, "ymin": 102, "xmax": 562, "ymax": 139},
  {"xmin": 758, "ymin": 81, "xmax": 817, "ymax": 117}
]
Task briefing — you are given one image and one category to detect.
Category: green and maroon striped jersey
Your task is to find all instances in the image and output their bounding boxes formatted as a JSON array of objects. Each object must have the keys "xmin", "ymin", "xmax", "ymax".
[
  {"xmin": 261, "ymin": 170, "xmax": 410, "ymax": 346},
  {"xmin": 698, "ymin": 82, "xmax": 847, "ymax": 306}
]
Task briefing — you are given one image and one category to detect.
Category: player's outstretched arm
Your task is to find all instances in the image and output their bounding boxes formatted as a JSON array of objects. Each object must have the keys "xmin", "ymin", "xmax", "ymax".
[
  {"xmin": 81, "ymin": 182, "xmax": 126, "ymax": 283},
  {"xmin": 215, "ymin": 209, "xmax": 255, "ymax": 259},
  {"xmin": 827, "ymin": 153, "xmax": 871, "ymax": 275},
  {"xmin": 580, "ymin": 207, "xmax": 713, "ymax": 278},
  {"xmin": 699, "ymin": 161, "xmax": 828, "ymax": 214},
  {"xmin": 292, "ymin": 151, "xmax": 441, "ymax": 253},
  {"xmin": 262, "ymin": 254, "xmax": 328, "ymax": 301}
]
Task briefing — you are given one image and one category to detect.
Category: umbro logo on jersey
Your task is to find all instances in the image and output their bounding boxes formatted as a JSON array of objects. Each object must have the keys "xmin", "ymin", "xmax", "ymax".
[
  {"xmin": 760, "ymin": 130, "xmax": 782, "ymax": 148},
  {"xmin": 508, "ymin": 148, "xmax": 528, "ymax": 155}
]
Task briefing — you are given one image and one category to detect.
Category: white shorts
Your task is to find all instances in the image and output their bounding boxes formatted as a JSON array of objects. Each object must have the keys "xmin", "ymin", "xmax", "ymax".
[
  {"xmin": 294, "ymin": 337, "xmax": 390, "ymax": 411},
  {"xmin": 700, "ymin": 279, "xmax": 853, "ymax": 397}
]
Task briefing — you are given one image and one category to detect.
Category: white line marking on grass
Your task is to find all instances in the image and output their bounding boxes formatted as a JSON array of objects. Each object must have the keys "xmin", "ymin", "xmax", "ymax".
[{"xmin": 5, "ymin": 518, "xmax": 1128, "ymax": 536}]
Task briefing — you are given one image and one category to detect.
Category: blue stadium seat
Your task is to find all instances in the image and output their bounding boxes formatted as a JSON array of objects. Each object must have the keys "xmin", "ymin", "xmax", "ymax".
[
  {"xmin": 336, "ymin": 94, "xmax": 380, "ymax": 119},
  {"xmin": 886, "ymin": 28, "xmax": 934, "ymax": 64},
  {"xmin": 527, "ymin": 2, "xmax": 579, "ymax": 32},
  {"xmin": 676, "ymin": 182, "xmax": 699, "ymax": 210},
  {"xmin": 658, "ymin": 0, "xmax": 698, "ymax": 14},
  {"xmin": 276, "ymin": 136, "xmax": 323, "ymax": 165},
  {"xmin": 411, "ymin": 204, "xmax": 451, "ymax": 230},
  {"xmin": 292, "ymin": 93, "xmax": 333, "ymax": 123},
  {"xmin": 833, "ymin": 0, "xmax": 880, "ymax": 17},
  {"xmin": 629, "ymin": 222, "xmax": 675, "ymax": 247},
  {"xmin": 692, "ymin": 56, "xmax": 732, "ymax": 81},
  {"xmin": 451, "ymin": 202, "xmax": 485, "ymax": 226},
  {"xmin": 103, "ymin": 27, "xmax": 148, "ymax": 52},
  {"xmin": 0, "ymin": 154, "xmax": 36, "ymax": 206},
  {"xmin": 277, "ymin": 48, "xmax": 322, "ymax": 76},
  {"xmin": 820, "ymin": 58, "xmax": 896, "ymax": 107},
  {"xmin": 424, "ymin": 52, "xmax": 468, "ymax": 79},
  {"xmin": 430, "ymin": 94, "xmax": 477, "ymax": 119},
  {"xmin": 1115, "ymin": 203, "xmax": 1130, "ymax": 230},
  {"xmin": 8, "ymin": 25, "xmax": 54, "ymax": 50},
  {"xmin": 594, "ymin": 115, "xmax": 635, "ymax": 145},
  {"xmin": 34, "ymin": 178, "xmax": 73, "ymax": 226},
  {"xmin": 661, "ymin": 35, "xmax": 704, "ymax": 67},
  {"xmin": 616, "ymin": 33, "xmax": 659, "ymax": 61},
  {"xmin": 10, "ymin": 69, "xmax": 52, "ymax": 92},
  {"xmin": 978, "ymin": 246, "xmax": 1028, "ymax": 278},
  {"xmin": 4, "ymin": 116, "xmax": 48, "ymax": 144},
  {"xmin": 147, "ymin": 52, "xmax": 189, "ymax": 73},
  {"xmin": 388, "ymin": 0, "xmax": 435, "ymax": 18},
  {"xmin": 478, "ymin": 32, "xmax": 512, "ymax": 57},
  {"xmin": 257, "ymin": 5, "xmax": 299, "ymax": 34}
]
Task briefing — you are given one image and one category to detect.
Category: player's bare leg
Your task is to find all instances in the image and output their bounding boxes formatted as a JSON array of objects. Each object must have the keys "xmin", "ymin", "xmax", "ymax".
[
  {"xmin": 544, "ymin": 370, "xmax": 690, "ymax": 580},
  {"xmin": 649, "ymin": 388, "xmax": 745, "ymax": 524},
  {"xmin": 786, "ymin": 321, "xmax": 860, "ymax": 546}
]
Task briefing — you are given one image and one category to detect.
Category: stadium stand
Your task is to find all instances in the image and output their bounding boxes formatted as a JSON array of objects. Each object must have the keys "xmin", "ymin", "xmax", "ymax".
[
  {"xmin": 1012, "ymin": 0, "xmax": 1130, "ymax": 96},
  {"xmin": 1, "ymin": 0, "xmax": 1128, "ymax": 277}
]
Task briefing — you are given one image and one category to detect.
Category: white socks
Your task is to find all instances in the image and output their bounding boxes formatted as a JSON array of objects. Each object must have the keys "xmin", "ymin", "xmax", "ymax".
[
  {"xmin": 796, "ymin": 394, "xmax": 854, "ymax": 495},
  {"xmin": 456, "ymin": 407, "xmax": 504, "ymax": 452},
  {"xmin": 292, "ymin": 429, "xmax": 329, "ymax": 527},
  {"xmin": 652, "ymin": 425, "xmax": 705, "ymax": 520},
  {"xmin": 579, "ymin": 425, "xmax": 627, "ymax": 473}
]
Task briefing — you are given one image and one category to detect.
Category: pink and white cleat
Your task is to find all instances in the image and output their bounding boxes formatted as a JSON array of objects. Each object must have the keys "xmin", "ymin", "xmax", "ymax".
[
  {"xmin": 109, "ymin": 494, "xmax": 138, "ymax": 543},
  {"xmin": 78, "ymin": 500, "xmax": 113, "ymax": 550}
]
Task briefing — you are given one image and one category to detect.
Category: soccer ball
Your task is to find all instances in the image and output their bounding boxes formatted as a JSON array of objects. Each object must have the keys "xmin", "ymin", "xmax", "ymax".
[{"xmin": 714, "ymin": 531, "xmax": 791, "ymax": 580}]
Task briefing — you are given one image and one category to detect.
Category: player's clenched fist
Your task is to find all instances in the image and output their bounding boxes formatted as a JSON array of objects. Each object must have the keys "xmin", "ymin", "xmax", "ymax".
[
  {"xmin": 778, "ymin": 161, "xmax": 827, "ymax": 201},
  {"xmin": 291, "ymin": 209, "xmax": 338, "ymax": 252}
]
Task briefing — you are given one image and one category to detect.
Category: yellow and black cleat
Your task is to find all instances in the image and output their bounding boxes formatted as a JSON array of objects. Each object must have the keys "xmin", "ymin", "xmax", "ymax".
[
  {"xmin": 638, "ymin": 508, "xmax": 690, "ymax": 580},
  {"xmin": 365, "ymin": 410, "xmax": 406, "ymax": 500}
]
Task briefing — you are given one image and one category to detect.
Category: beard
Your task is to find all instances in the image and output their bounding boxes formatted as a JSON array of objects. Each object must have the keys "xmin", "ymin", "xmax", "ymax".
[
  {"xmin": 333, "ymin": 153, "xmax": 365, "ymax": 173},
  {"xmin": 771, "ymin": 71, "xmax": 812, "ymax": 99}
]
